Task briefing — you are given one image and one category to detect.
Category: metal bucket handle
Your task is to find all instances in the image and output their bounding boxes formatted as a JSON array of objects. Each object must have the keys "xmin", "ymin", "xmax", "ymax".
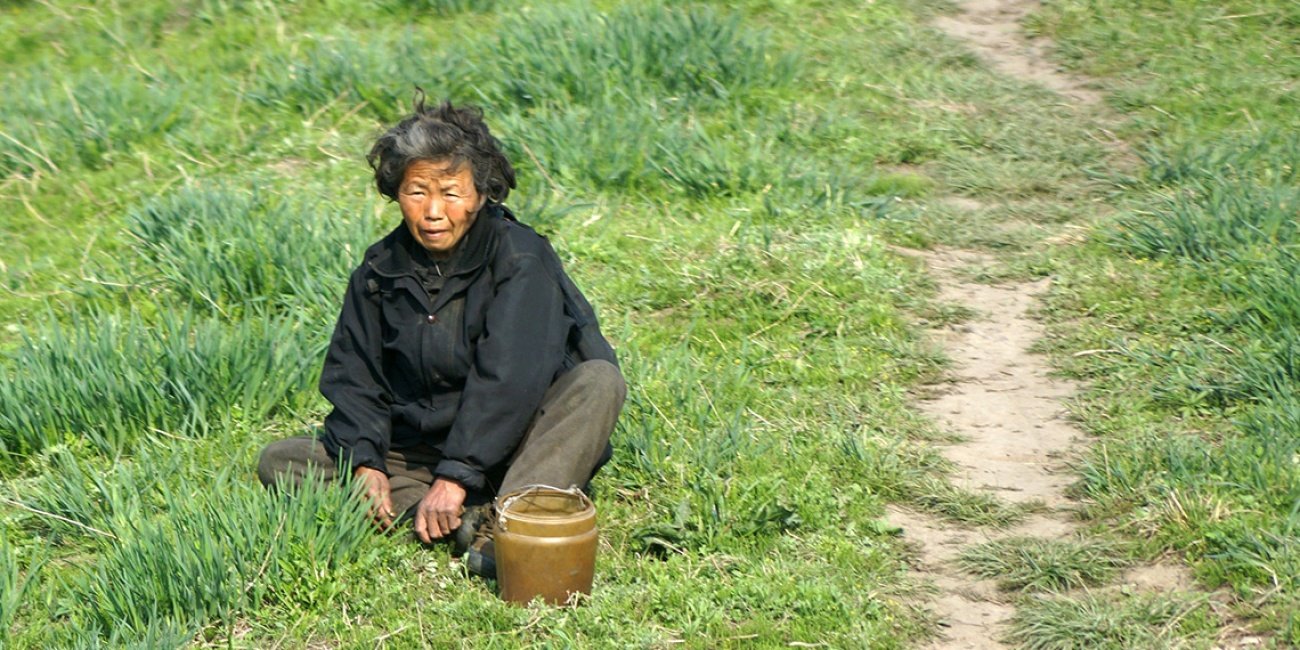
[{"xmin": 496, "ymin": 484, "xmax": 592, "ymax": 531}]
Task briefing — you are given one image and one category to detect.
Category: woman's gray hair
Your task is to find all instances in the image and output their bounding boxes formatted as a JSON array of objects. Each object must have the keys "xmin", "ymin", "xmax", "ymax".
[{"xmin": 367, "ymin": 92, "xmax": 516, "ymax": 203}]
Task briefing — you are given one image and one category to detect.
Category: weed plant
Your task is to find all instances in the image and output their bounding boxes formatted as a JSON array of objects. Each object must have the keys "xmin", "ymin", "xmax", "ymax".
[
  {"xmin": 1110, "ymin": 163, "xmax": 1299, "ymax": 263},
  {"xmin": 0, "ymin": 67, "xmax": 185, "ymax": 176},
  {"xmin": 0, "ymin": 530, "xmax": 43, "ymax": 638},
  {"xmin": 190, "ymin": 0, "xmax": 281, "ymax": 24},
  {"xmin": 247, "ymin": 32, "xmax": 469, "ymax": 123},
  {"xmin": 476, "ymin": 3, "xmax": 796, "ymax": 110},
  {"xmin": 1007, "ymin": 592, "xmax": 1216, "ymax": 650},
  {"xmin": 73, "ymin": 473, "xmax": 374, "ymax": 637},
  {"xmin": 124, "ymin": 184, "xmax": 380, "ymax": 318},
  {"xmin": 375, "ymin": 0, "xmax": 501, "ymax": 15},
  {"xmin": 0, "ymin": 308, "xmax": 322, "ymax": 461},
  {"xmin": 58, "ymin": 622, "xmax": 195, "ymax": 650},
  {"xmin": 495, "ymin": 101, "xmax": 823, "ymax": 200},
  {"xmin": 958, "ymin": 537, "xmax": 1130, "ymax": 592},
  {"xmin": 22, "ymin": 444, "xmax": 187, "ymax": 542}
]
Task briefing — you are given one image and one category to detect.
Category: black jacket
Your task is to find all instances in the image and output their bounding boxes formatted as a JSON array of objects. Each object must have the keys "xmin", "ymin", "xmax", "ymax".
[{"xmin": 318, "ymin": 204, "xmax": 617, "ymax": 491}]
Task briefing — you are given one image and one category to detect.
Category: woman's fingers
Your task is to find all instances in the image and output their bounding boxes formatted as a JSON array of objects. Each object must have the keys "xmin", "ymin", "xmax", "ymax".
[
  {"xmin": 352, "ymin": 466, "xmax": 395, "ymax": 530},
  {"xmin": 376, "ymin": 494, "xmax": 396, "ymax": 530},
  {"xmin": 411, "ymin": 477, "xmax": 471, "ymax": 543},
  {"xmin": 415, "ymin": 507, "xmax": 432, "ymax": 544},
  {"xmin": 411, "ymin": 477, "xmax": 468, "ymax": 543},
  {"xmin": 371, "ymin": 498, "xmax": 392, "ymax": 527},
  {"xmin": 414, "ymin": 502, "xmax": 444, "ymax": 543},
  {"xmin": 419, "ymin": 506, "xmax": 458, "ymax": 540},
  {"xmin": 437, "ymin": 510, "xmax": 462, "ymax": 537},
  {"xmin": 369, "ymin": 501, "xmax": 392, "ymax": 529}
]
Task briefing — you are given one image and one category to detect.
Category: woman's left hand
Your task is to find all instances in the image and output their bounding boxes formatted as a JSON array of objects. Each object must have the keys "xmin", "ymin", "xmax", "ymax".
[{"xmin": 415, "ymin": 477, "xmax": 467, "ymax": 543}]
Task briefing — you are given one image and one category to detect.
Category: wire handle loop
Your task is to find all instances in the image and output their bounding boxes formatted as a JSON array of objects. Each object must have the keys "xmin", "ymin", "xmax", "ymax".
[{"xmin": 496, "ymin": 484, "xmax": 591, "ymax": 531}]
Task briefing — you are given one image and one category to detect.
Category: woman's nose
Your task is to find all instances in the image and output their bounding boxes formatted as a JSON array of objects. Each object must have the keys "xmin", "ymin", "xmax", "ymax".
[{"xmin": 424, "ymin": 198, "xmax": 444, "ymax": 220}]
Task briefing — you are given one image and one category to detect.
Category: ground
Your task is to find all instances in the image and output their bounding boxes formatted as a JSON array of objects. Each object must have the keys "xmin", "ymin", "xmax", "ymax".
[{"xmin": 1, "ymin": 0, "xmax": 1296, "ymax": 647}]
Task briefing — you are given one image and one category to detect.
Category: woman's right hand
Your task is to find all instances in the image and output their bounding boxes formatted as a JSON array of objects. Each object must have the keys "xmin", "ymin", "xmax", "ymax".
[
  {"xmin": 414, "ymin": 477, "xmax": 467, "ymax": 544},
  {"xmin": 353, "ymin": 465, "xmax": 395, "ymax": 529}
]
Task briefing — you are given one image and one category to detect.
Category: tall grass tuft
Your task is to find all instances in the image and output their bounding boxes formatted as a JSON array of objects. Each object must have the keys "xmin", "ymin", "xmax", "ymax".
[
  {"xmin": 1007, "ymin": 592, "xmax": 1216, "ymax": 650},
  {"xmin": 22, "ymin": 445, "xmax": 176, "ymax": 540},
  {"xmin": 477, "ymin": 3, "xmax": 797, "ymax": 109},
  {"xmin": 497, "ymin": 100, "xmax": 891, "ymax": 210},
  {"xmin": 1139, "ymin": 131, "xmax": 1300, "ymax": 187},
  {"xmin": 1111, "ymin": 135, "xmax": 1300, "ymax": 261},
  {"xmin": 60, "ymin": 620, "xmax": 195, "ymax": 650},
  {"xmin": 125, "ymin": 184, "xmax": 379, "ymax": 317},
  {"xmin": 498, "ymin": 102, "xmax": 808, "ymax": 199},
  {"xmin": 73, "ymin": 474, "xmax": 373, "ymax": 638},
  {"xmin": 246, "ymin": 32, "xmax": 472, "ymax": 123},
  {"xmin": 376, "ymin": 0, "xmax": 501, "ymax": 15},
  {"xmin": 1230, "ymin": 249, "xmax": 1300, "ymax": 334},
  {"xmin": 192, "ymin": 0, "xmax": 281, "ymax": 25},
  {"xmin": 1110, "ymin": 181, "xmax": 1298, "ymax": 262},
  {"xmin": 958, "ymin": 537, "xmax": 1129, "ymax": 591},
  {"xmin": 0, "ymin": 530, "xmax": 43, "ymax": 637},
  {"xmin": 0, "ymin": 308, "xmax": 323, "ymax": 460},
  {"xmin": 0, "ymin": 67, "xmax": 185, "ymax": 176},
  {"xmin": 475, "ymin": 3, "xmax": 829, "ymax": 205}
]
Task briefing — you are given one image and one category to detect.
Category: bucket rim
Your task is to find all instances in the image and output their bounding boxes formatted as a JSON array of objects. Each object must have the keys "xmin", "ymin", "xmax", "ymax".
[{"xmin": 496, "ymin": 484, "xmax": 593, "ymax": 529}]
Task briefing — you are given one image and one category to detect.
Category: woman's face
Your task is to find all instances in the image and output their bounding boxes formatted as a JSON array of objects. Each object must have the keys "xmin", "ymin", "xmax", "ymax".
[{"xmin": 398, "ymin": 159, "xmax": 486, "ymax": 258}]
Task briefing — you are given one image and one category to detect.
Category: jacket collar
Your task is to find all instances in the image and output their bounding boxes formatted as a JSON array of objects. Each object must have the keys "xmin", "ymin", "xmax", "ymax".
[{"xmin": 366, "ymin": 203, "xmax": 507, "ymax": 279}]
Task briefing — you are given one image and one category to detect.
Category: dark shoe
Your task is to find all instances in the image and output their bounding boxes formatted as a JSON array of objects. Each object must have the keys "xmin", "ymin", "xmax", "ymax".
[
  {"xmin": 463, "ymin": 510, "xmax": 497, "ymax": 581},
  {"xmin": 452, "ymin": 504, "xmax": 493, "ymax": 556}
]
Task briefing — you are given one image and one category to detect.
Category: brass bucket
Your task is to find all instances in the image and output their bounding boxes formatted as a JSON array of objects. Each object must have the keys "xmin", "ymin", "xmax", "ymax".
[{"xmin": 494, "ymin": 485, "xmax": 597, "ymax": 605}]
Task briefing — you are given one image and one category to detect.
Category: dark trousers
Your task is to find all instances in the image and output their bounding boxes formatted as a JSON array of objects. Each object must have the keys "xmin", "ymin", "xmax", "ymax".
[{"xmin": 257, "ymin": 360, "xmax": 626, "ymax": 516}]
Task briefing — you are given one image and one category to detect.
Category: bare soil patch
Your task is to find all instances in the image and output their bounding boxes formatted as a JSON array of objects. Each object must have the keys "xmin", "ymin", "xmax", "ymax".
[
  {"xmin": 888, "ymin": 246, "xmax": 1090, "ymax": 649},
  {"xmin": 932, "ymin": 0, "xmax": 1103, "ymax": 105}
]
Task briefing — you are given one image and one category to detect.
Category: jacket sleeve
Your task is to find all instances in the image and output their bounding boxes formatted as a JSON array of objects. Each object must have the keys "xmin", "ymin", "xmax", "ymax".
[
  {"xmin": 435, "ymin": 252, "xmax": 567, "ymax": 490},
  {"xmin": 319, "ymin": 265, "xmax": 393, "ymax": 474}
]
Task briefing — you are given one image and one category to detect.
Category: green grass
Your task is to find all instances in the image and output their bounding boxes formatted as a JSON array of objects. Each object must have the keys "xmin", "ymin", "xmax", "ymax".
[
  {"xmin": 1028, "ymin": 0, "xmax": 1300, "ymax": 139},
  {"xmin": 247, "ymin": 30, "xmax": 461, "ymax": 124},
  {"xmin": 1030, "ymin": 0, "xmax": 1300, "ymax": 641},
  {"xmin": 1007, "ymin": 591, "xmax": 1218, "ymax": 650},
  {"xmin": 0, "ymin": 67, "xmax": 187, "ymax": 176},
  {"xmin": 0, "ymin": 0, "xmax": 1001, "ymax": 645},
  {"xmin": 478, "ymin": 3, "xmax": 796, "ymax": 109},
  {"xmin": 0, "ymin": 308, "xmax": 323, "ymax": 462},
  {"xmin": 73, "ymin": 473, "xmax": 375, "ymax": 637},
  {"xmin": 958, "ymin": 536, "xmax": 1131, "ymax": 592},
  {"xmin": 122, "ymin": 183, "xmax": 380, "ymax": 316},
  {"xmin": 0, "ymin": 529, "xmax": 43, "ymax": 639},
  {"xmin": 3, "ymin": 0, "xmax": 1294, "ymax": 645}
]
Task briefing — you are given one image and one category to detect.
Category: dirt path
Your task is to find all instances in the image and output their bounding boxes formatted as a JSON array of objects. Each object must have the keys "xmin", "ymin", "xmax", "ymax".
[
  {"xmin": 931, "ymin": 0, "xmax": 1102, "ymax": 105},
  {"xmin": 887, "ymin": 246, "xmax": 1083, "ymax": 649},
  {"xmin": 884, "ymin": 1, "xmax": 1189, "ymax": 648}
]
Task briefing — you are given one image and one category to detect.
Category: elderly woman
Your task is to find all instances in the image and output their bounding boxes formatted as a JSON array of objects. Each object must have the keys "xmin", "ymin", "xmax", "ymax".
[{"xmin": 257, "ymin": 98, "xmax": 626, "ymax": 580}]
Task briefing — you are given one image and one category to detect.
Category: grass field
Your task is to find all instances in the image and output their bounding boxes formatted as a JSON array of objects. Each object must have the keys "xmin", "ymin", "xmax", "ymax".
[
  {"xmin": 0, "ymin": 0, "xmax": 1296, "ymax": 647},
  {"xmin": 1026, "ymin": 0, "xmax": 1300, "ymax": 644}
]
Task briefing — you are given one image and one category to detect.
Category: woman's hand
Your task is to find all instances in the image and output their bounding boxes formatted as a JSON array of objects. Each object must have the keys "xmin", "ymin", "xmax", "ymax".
[
  {"xmin": 353, "ymin": 466, "xmax": 396, "ymax": 529},
  {"xmin": 414, "ymin": 477, "xmax": 467, "ymax": 544}
]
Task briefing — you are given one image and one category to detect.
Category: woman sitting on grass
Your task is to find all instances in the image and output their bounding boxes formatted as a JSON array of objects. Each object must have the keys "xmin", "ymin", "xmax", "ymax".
[{"xmin": 257, "ymin": 95, "xmax": 625, "ymax": 580}]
